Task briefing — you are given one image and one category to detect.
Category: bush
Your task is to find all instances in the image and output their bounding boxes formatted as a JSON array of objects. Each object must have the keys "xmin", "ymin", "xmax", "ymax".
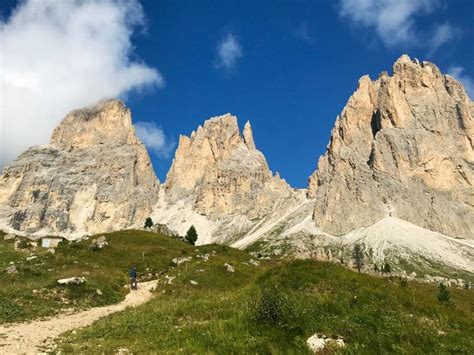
[
  {"xmin": 352, "ymin": 244, "xmax": 364, "ymax": 272},
  {"xmin": 400, "ymin": 277, "xmax": 408, "ymax": 287},
  {"xmin": 144, "ymin": 217, "xmax": 153, "ymax": 229},
  {"xmin": 16, "ymin": 239, "xmax": 29, "ymax": 249},
  {"xmin": 437, "ymin": 283, "xmax": 451, "ymax": 305},
  {"xmin": 185, "ymin": 225, "xmax": 198, "ymax": 245},
  {"xmin": 383, "ymin": 262, "xmax": 391, "ymax": 274},
  {"xmin": 250, "ymin": 286, "xmax": 304, "ymax": 334}
]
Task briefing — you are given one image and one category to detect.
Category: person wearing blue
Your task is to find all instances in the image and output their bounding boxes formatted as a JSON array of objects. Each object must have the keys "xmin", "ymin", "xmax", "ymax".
[{"xmin": 130, "ymin": 265, "xmax": 138, "ymax": 290}]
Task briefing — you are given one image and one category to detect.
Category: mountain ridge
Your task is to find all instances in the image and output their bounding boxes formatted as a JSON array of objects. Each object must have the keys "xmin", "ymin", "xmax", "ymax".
[{"xmin": 1, "ymin": 55, "xmax": 473, "ymax": 279}]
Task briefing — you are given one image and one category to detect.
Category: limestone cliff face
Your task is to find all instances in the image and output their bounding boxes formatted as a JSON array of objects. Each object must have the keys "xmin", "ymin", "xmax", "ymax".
[
  {"xmin": 0, "ymin": 99, "xmax": 159, "ymax": 237},
  {"xmin": 308, "ymin": 55, "xmax": 474, "ymax": 238},
  {"xmin": 164, "ymin": 114, "xmax": 295, "ymax": 219}
]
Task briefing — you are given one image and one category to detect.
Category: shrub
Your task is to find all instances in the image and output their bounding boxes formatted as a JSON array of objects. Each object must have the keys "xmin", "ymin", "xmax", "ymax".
[
  {"xmin": 144, "ymin": 217, "xmax": 153, "ymax": 229},
  {"xmin": 437, "ymin": 283, "xmax": 451, "ymax": 305},
  {"xmin": 400, "ymin": 277, "xmax": 408, "ymax": 287},
  {"xmin": 185, "ymin": 225, "xmax": 198, "ymax": 245},
  {"xmin": 16, "ymin": 239, "xmax": 29, "ymax": 249},
  {"xmin": 352, "ymin": 244, "xmax": 364, "ymax": 272},
  {"xmin": 250, "ymin": 286, "xmax": 304, "ymax": 334},
  {"xmin": 383, "ymin": 262, "xmax": 391, "ymax": 274}
]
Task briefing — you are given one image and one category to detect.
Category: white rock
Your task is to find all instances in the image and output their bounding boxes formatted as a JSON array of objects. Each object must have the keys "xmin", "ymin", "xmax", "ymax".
[
  {"xmin": 91, "ymin": 236, "xmax": 108, "ymax": 250},
  {"xmin": 4, "ymin": 265, "xmax": 17, "ymax": 274},
  {"xmin": 249, "ymin": 259, "xmax": 259, "ymax": 266},
  {"xmin": 57, "ymin": 277, "xmax": 85, "ymax": 285},
  {"xmin": 190, "ymin": 280, "xmax": 198, "ymax": 285},
  {"xmin": 306, "ymin": 334, "xmax": 345, "ymax": 353},
  {"xmin": 4, "ymin": 233, "xmax": 16, "ymax": 240},
  {"xmin": 171, "ymin": 256, "xmax": 192, "ymax": 266},
  {"xmin": 224, "ymin": 263, "xmax": 235, "ymax": 272}
]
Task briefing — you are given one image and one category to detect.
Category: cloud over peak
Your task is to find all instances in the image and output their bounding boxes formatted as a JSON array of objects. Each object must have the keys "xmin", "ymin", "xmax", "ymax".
[
  {"xmin": 215, "ymin": 33, "xmax": 243, "ymax": 70},
  {"xmin": 134, "ymin": 121, "xmax": 175, "ymax": 158},
  {"xmin": 1, "ymin": 0, "xmax": 162, "ymax": 166},
  {"xmin": 338, "ymin": 0, "xmax": 457, "ymax": 52}
]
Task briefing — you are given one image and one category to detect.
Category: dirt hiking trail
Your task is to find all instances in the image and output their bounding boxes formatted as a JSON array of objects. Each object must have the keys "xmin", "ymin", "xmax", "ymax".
[{"xmin": 0, "ymin": 280, "xmax": 157, "ymax": 354}]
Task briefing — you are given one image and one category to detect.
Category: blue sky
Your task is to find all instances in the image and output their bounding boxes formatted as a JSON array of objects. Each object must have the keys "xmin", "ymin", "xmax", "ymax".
[{"xmin": 1, "ymin": 0, "xmax": 473, "ymax": 188}]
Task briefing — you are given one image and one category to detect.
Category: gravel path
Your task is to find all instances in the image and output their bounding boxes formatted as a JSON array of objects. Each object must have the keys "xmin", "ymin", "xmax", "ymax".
[{"xmin": 0, "ymin": 280, "xmax": 157, "ymax": 354}]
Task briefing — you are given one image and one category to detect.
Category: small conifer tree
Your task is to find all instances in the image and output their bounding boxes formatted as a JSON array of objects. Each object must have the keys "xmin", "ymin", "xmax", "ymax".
[
  {"xmin": 185, "ymin": 225, "xmax": 198, "ymax": 245},
  {"xmin": 437, "ymin": 283, "xmax": 451, "ymax": 305},
  {"xmin": 144, "ymin": 217, "xmax": 153, "ymax": 229},
  {"xmin": 383, "ymin": 262, "xmax": 391, "ymax": 274},
  {"xmin": 373, "ymin": 264, "xmax": 379, "ymax": 273},
  {"xmin": 352, "ymin": 244, "xmax": 364, "ymax": 272}
]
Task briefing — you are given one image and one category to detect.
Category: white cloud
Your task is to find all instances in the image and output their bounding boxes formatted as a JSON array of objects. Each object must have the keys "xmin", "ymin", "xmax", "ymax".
[
  {"xmin": 429, "ymin": 23, "xmax": 457, "ymax": 54},
  {"xmin": 134, "ymin": 121, "xmax": 175, "ymax": 158},
  {"xmin": 215, "ymin": 33, "xmax": 243, "ymax": 70},
  {"xmin": 338, "ymin": 0, "xmax": 456, "ymax": 51},
  {"xmin": 448, "ymin": 66, "xmax": 474, "ymax": 99},
  {"xmin": 0, "ymin": 0, "xmax": 163, "ymax": 166}
]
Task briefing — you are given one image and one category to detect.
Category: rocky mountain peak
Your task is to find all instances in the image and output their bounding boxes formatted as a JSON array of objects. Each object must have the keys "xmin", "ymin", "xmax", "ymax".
[
  {"xmin": 50, "ymin": 99, "xmax": 136, "ymax": 150},
  {"xmin": 163, "ymin": 113, "xmax": 295, "ymax": 222},
  {"xmin": 0, "ymin": 99, "xmax": 159, "ymax": 237},
  {"xmin": 308, "ymin": 54, "xmax": 474, "ymax": 238}
]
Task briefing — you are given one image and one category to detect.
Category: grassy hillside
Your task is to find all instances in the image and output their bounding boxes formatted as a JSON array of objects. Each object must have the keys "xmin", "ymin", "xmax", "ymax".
[
  {"xmin": 1, "ymin": 230, "xmax": 473, "ymax": 353},
  {"xmin": 0, "ymin": 230, "xmax": 215, "ymax": 323}
]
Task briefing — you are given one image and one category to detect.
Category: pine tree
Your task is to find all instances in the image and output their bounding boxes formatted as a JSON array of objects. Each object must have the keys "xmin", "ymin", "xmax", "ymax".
[
  {"xmin": 437, "ymin": 283, "xmax": 451, "ymax": 305},
  {"xmin": 144, "ymin": 217, "xmax": 153, "ymax": 229},
  {"xmin": 185, "ymin": 225, "xmax": 198, "ymax": 245},
  {"xmin": 373, "ymin": 264, "xmax": 379, "ymax": 273},
  {"xmin": 383, "ymin": 262, "xmax": 391, "ymax": 274},
  {"xmin": 352, "ymin": 244, "xmax": 364, "ymax": 272}
]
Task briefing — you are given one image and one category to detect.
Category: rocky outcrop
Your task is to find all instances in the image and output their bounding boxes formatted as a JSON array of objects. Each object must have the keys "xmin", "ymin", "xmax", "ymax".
[
  {"xmin": 308, "ymin": 55, "xmax": 474, "ymax": 238},
  {"xmin": 0, "ymin": 99, "xmax": 159, "ymax": 237},
  {"xmin": 164, "ymin": 114, "xmax": 296, "ymax": 219}
]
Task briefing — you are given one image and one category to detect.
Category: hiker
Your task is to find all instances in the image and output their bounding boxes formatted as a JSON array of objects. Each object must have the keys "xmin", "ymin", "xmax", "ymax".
[{"xmin": 130, "ymin": 265, "xmax": 138, "ymax": 290}]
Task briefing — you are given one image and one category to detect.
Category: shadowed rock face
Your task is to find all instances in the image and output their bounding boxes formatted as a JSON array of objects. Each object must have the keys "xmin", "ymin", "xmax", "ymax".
[
  {"xmin": 0, "ymin": 99, "xmax": 159, "ymax": 237},
  {"xmin": 308, "ymin": 54, "xmax": 474, "ymax": 238},
  {"xmin": 164, "ymin": 114, "xmax": 296, "ymax": 219}
]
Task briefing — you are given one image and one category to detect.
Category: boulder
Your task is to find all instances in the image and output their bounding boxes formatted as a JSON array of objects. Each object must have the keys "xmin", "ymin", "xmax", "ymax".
[
  {"xmin": 306, "ymin": 334, "xmax": 345, "ymax": 353},
  {"xmin": 90, "ymin": 236, "xmax": 108, "ymax": 250},
  {"xmin": 224, "ymin": 263, "xmax": 235, "ymax": 272},
  {"xmin": 57, "ymin": 277, "xmax": 85, "ymax": 285},
  {"xmin": 4, "ymin": 265, "xmax": 17, "ymax": 274},
  {"xmin": 171, "ymin": 256, "xmax": 192, "ymax": 266}
]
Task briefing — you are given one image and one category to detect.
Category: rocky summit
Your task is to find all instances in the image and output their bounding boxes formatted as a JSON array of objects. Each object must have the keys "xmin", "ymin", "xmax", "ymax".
[
  {"xmin": 0, "ymin": 99, "xmax": 159, "ymax": 237},
  {"xmin": 308, "ymin": 54, "xmax": 474, "ymax": 239},
  {"xmin": 165, "ymin": 114, "xmax": 295, "ymax": 218},
  {"xmin": 153, "ymin": 113, "xmax": 304, "ymax": 244}
]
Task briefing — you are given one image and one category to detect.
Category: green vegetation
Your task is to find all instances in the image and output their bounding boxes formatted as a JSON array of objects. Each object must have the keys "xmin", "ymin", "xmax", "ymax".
[
  {"xmin": 1, "ymin": 229, "xmax": 473, "ymax": 353},
  {"xmin": 352, "ymin": 244, "xmax": 364, "ymax": 272},
  {"xmin": 185, "ymin": 225, "xmax": 198, "ymax": 245},
  {"xmin": 0, "ymin": 230, "xmax": 198, "ymax": 323},
  {"xmin": 437, "ymin": 283, "xmax": 452, "ymax": 305},
  {"xmin": 144, "ymin": 217, "xmax": 153, "ymax": 229}
]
